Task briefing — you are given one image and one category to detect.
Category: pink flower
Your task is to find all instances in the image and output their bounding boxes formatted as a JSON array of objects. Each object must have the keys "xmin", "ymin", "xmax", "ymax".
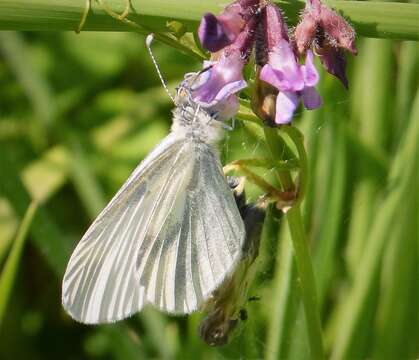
[
  {"xmin": 259, "ymin": 5, "xmax": 321, "ymax": 124},
  {"xmin": 294, "ymin": 0, "xmax": 357, "ymax": 88},
  {"xmin": 193, "ymin": 16, "xmax": 258, "ymax": 120},
  {"xmin": 193, "ymin": 51, "xmax": 246, "ymax": 108}
]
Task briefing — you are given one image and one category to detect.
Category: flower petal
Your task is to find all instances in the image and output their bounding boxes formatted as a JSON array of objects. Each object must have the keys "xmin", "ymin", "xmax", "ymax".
[
  {"xmin": 193, "ymin": 50, "xmax": 246, "ymax": 106},
  {"xmin": 319, "ymin": 47, "xmax": 349, "ymax": 89},
  {"xmin": 212, "ymin": 80, "xmax": 247, "ymax": 104},
  {"xmin": 209, "ymin": 94, "xmax": 240, "ymax": 120},
  {"xmin": 260, "ymin": 64, "xmax": 287, "ymax": 90},
  {"xmin": 301, "ymin": 86, "xmax": 322, "ymax": 109},
  {"xmin": 198, "ymin": 2, "xmax": 249, "ymax": 53},
  {"xmin": 301, "ymin": 50, "xmax": 320, "ymax": 87},
  {"xmin": 275, "ymin": 91, "xmax": 299, "ymax": 124},
  {"xmin": 198, "ymin": 13, "xmax": 233, "ymax": 52},
  {"xmin": 263, "ymin": 4, "xmax": 289, "ymax": 48},
  {"xmin": 262, "ymin": 39, "xmax": 305, "ymax": 91},
  {"xmin": 218, "ymin": 3, "xmax": 245, "ymax": 39}
]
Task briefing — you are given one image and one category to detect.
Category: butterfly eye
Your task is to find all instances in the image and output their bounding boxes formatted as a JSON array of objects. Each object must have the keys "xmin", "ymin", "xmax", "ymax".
[{"xmin": 209, "ymin": 110, "xmax": 219, "ymax": 118}]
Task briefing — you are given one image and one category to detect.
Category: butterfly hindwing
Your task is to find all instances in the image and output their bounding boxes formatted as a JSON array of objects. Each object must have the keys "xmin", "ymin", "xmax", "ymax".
[
  {"xmin": 136, "ymin": 142, "xmax": 245, "ymax": 313},
  {"xmin": 62, "ymin": 134, "xmax": 245, "ymax": 323}
]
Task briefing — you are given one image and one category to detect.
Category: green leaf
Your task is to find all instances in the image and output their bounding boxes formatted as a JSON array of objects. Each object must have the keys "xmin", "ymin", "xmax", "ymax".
[{"xmin": 0, "ymin": 150, "xmax": 71, "ymax": 276}]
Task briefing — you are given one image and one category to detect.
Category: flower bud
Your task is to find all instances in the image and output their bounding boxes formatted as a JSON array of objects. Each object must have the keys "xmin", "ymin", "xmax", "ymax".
[{"xmin": 198, "ymin": 0, "xmax": 259, "ymax": 53}]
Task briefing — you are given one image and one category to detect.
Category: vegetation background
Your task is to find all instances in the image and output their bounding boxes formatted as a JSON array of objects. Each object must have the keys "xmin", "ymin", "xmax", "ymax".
[{"xmin": 0, "ymin": 1, "xmax": 418, "ymax": 359}]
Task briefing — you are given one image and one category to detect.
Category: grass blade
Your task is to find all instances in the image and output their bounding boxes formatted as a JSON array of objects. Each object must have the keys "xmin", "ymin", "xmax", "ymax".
[
  {"xmin": 330, "ymin": 89, "xmax": 419, "ymax": 359},
  {"xmin": 345, "ymin": 38, "xmax": 394, "ymax": 276},
  {"xmin": 0, "ymin": 201, "xmax": 38, "ymax": 327},
  {"xmin": 395, "ymin": 41, "xmax": 419, "ymax": 138}
]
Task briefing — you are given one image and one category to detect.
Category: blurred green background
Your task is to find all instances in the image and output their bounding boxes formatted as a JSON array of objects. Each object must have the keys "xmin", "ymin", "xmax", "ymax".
[{"xmin": 0, "ymin": 29, "xmax": 418, "ymax": 360}]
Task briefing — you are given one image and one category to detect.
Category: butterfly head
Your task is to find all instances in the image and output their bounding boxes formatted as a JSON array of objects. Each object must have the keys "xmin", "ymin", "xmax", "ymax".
[
  {"xmin": 174, "ymin": 69, "xmax": 211, "ymax": 109},
  {"xmin": 172, "ymin": 70, "xmax": 226, "ymax": 144}
]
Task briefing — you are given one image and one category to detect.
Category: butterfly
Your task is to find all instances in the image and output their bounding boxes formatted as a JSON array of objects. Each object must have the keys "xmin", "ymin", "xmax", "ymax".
[{"xmin": 62, "ymin": 72, "xmax": 246, "ymax": 324}]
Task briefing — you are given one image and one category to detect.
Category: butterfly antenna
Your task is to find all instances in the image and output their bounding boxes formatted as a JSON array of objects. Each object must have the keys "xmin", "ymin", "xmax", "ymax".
[{"xmin": 146, "ymin": 34, "xmax": 176, "ymax": 103}]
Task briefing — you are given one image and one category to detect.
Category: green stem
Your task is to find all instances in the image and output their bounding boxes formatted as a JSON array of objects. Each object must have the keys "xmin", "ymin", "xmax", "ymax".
[
  {"xmin": 0, "ymin": 0, "xmax": 418, "ymax": 41},
  {"xmin": 263, "ymin": 127, "xmax": 325, "ymax": 360},
  {"xmin": 230, "ymin": 157, "xmax": 299, "ymax": 171},
  {"xmin": 287, "ymin": 207, "xmax": 325, "ymax": 360},
  {"xmin": 281, "ymin": 126, "xmax": 308, "ymax": 206},
  {"xmin": 263, "ymin": 127, "xmax": 294, "ymax": 190}
]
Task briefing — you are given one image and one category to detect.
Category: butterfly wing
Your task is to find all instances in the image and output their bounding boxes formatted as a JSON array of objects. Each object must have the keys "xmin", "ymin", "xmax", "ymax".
[
  {"xmin": 62, "ymin": 134, "xmax": 185, "ymax": 323},
  {"xmin": 136, "ymin": 142, "xmax": 245, "ymax": 313},
  {"xmin": 62, "ymin": 134, "xmax": 245, "ymax": 323}
]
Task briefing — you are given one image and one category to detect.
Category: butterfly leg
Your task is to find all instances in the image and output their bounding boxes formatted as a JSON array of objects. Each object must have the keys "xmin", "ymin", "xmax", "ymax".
[{"xmin": 220, "ymin": 121, "xmax": 234, "ymax": 131}]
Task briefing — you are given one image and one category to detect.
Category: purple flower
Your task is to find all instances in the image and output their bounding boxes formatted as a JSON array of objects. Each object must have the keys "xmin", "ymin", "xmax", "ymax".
[
  {"xmin": 317, "ymin": 47, "xmax": 349, "ymax": 88},
  {"xmin": 259, "ymin": 4, "xmax": 321, "ymax": 124},
  {"xmin": 294, "ymin": 0, "xmax": 357, "ymax": 88},
  {"xmin": 198, "ymin": 0, "xmax": 259, "ymax": 53},
  {"xmin": 193, "ymin": 16, "xmax": 258, "ymax": 120},
  {"xmin": 261, "ymin": 49, "xmax": 321, "ymax": 124},
  {"xmin": 192, "ymin": 50, "xmax": 246, "ymax": 114},
  {"xmin": 198, "ymin": 8, "xmax": 243, "ymax": 53},
  {"xmin": 260, "ymin": 39, "xmax": 305, "ymax": 93}
]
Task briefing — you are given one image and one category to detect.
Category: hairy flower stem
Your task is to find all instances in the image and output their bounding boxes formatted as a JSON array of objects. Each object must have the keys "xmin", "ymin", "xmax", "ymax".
[{"xmin": 263, "ymin": 126, "xmax": 325, "ymax": 360}]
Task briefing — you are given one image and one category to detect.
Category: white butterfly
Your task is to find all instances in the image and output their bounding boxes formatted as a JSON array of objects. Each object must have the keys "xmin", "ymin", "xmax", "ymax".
[{"xmin": 62, "ymin": 73, "xmax": 246, "ymax": 324}]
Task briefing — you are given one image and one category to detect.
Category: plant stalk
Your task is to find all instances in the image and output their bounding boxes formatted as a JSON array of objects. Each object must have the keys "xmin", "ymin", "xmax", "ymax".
[
  {"xmin": 263, "ymin": 127, "xmax": 325, "ymax": 360},
  {"xmin": 0, "ymin": 1, "xmax": 418, "ymax": 41}
]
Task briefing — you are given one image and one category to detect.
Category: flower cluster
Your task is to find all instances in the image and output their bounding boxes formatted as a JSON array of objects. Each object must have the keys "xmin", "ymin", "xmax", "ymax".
[
  {"xmin": 192, "ymin": 0, "xmax": 259, "ymax": 121},
  {"xmin": 192, "ymin": 0, "xmax": 357, "ymax": 125}
]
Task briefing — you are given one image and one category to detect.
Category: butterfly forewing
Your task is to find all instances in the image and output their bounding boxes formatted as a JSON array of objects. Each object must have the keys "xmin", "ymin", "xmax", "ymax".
[{"xmin": 62, "ymin": 134, "xmax": 245, "ymax": 323}]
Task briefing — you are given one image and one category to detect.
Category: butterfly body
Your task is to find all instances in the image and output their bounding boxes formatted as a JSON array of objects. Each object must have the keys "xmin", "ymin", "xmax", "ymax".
[{"xmin": 62, "ymin": 76, "xmax": 245, "ymax": 324}]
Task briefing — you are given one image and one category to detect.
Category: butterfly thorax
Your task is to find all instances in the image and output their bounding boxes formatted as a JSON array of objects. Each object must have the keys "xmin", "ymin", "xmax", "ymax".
[{"xmin": 171, "ymin": 102, "xmax": 225, "ymax": 146}]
